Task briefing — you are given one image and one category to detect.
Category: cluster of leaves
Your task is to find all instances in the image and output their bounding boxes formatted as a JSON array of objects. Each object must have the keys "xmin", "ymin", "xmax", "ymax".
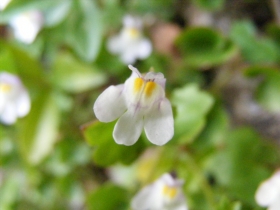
[{"xmin": 1, "ymin": 0, "xmax": 280, "ymax": 210}]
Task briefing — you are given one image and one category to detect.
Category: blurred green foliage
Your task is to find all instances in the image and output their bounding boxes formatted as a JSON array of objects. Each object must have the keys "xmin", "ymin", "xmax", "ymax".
[{"xmin": 0, "ymin": 0, "xmax": 280, "ymax": 210}]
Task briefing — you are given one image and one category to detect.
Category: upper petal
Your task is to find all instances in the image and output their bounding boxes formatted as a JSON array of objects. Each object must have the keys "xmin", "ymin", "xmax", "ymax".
[
  {"xmin": 160, "ymin": 173, "xmax": 184, "ymax": 187},
  {"xmin": 144, "ymin": 72, "xmax": 166, "ymax": 89},
  {"xmin": 144, "ymin": 98, "xmax": 174, "ymax": 145},
  {"xmin": 123, "ymin": 15, "xmax": 142, "ymax": 29},
  {"xmin": 113, "ymin": 109, "xmax": 143, "ymax": 145},
  {"xmin": 94, "ymin": 85, "xmax": 126, "ymax": 122}
]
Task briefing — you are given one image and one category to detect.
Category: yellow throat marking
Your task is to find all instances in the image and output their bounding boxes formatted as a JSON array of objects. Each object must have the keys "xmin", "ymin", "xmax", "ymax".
[
  {"xmin": 144, "ymin": 81, "xmax": 156, "ymax": 97},
  {"xmin": 0, "ymin": 83, "xmax": 12, "ymax": 93},
  {"xmin": 127, "ymin": 28, "xmax": 140, "ymax": 38},
  {"xmin": 163, "ymin": 185, "xmax": 177, "ymax": 199},
  {"xmin": 133, "ymin": 78, "xmax": 144, "ymax": 93},
  {"xmin": 133, "ymin": 78, "xmax": 156, "ymax": 98}
]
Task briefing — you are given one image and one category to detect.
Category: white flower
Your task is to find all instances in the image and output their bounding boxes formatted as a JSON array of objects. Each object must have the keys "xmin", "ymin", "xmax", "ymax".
[
  {"xmin": 107, "ymin": 15, "xmax": 152, "ymax": 64},
  {"xmin": 255, "ymin": 170, "xmax": 280, "ymax": 210},
  {"xmin": 9, "ymin": 10, "xmax": 43, "ymax": 44},
  {"xmin": 0, "ymin": 72, "xmax": 31, "ymax": 125},
  {"xmin": 131, "ymin": 173, "xmax": 188, "ymax": 210},
  {"xmin": 93, "ymin": 65, "xmax": 174, "ymax": 146},
  {"xmin": 0, "ymin": 0, "xmax": 11, "ymax": 10}
]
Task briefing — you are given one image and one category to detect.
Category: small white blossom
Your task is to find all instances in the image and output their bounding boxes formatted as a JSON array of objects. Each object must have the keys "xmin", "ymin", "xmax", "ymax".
[
  {"xmin": 0, "ymin": 72, "xmax": 31, "ymax": 125},
  {"xmin": 0, "ymin": 0, "xmax": 11, "ymax": 10},
  {"xmin": 255, "ymin": 170, "xmax": 280, "ymax": 210},
  {"xmin": 9, "ymin": 10, "xmax": 43, "ymax": 44},
  {"xmin": 131, "ymin": 173, "xmax": 188, "ymax": 210},
  {"xmin": 107, "ymin": 15, "xmax": 152, "ymax": 64},
  {"xmin": 93, "ymin": 65, "xmax": 174, "ymax": 146}
]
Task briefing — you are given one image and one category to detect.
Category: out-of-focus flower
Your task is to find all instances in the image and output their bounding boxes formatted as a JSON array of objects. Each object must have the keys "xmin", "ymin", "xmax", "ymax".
[
  {"xmin": 107, "ymin": 164, "xmax": 137, "ymax": 189},
  {"xmin": 131, "ymin": 173, "xmax": 188, "ymax": 210},
  {"xmin": 107, "ymin": 15, "xmax": 152, "ymax": 64},
  {"xmin": 0, "ymin": 0, "xmax": 42, "ymax": 43},
  {"xmin": 0, "ymin": 0, "xmax": 11, "ymax": 10},
  {"xmin": 9, "ymin": 10, "xmax": 43, "ymax": 44},
  {"xmin": 93, "ymin": 65, "xmax": 174, "ymax": 146},
  {"xmin": 0, "ymin": 72, "xmax": 31, "ymax": 125},
  {"xmin": 255, "ymin": 170, "xmax": 280, "ymax": 210}
]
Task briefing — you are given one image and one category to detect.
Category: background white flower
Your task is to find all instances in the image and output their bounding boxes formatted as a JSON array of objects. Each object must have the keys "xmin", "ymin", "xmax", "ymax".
[
  {"xmin": 107, "ymin": 15, "xmax": 152, "ymax": 64},
  {"xmin": 0, "ymin": 72, "xmax": 31, "ymax": 125},
  {"xmin": 0, "ymin": 0, "xmax": 11, "ymax": 10},
  {"xmin": 9, "ymin": 10, "xmax": 43, "ymax": 44},
  {"xmin": 131, "ymin": 173, "xmax": 188, "ymax": 210},
  {"xmin": 93, "ymin": 65, "xmax": 174, "ymax": 146},
  {"xmin": 255, "ymin": 170, "xmax": 280, "ymax": 210}
]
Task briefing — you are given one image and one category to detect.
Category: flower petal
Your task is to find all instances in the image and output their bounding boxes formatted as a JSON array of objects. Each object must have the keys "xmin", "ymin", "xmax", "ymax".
[
  {"xmin": 144, "ymin": 98, "xmax": 174, "ymax": 145},
  {"xmin": 136, "ymin": 38, "xmax": 152, "ymax": 59},
  {"xmin": 0, "ymin": 94, "xmax": 6, "ymax": 113},
  {"xmin": 16, "ymin": 90, "xmax": 30, "ymax": 117},
  {"xmin": 255, "ymin": 178, "xmax": 280, "ymax": 206},
  {"xmin": 120, "ymin": 50, "xmax": 137, "ymax": 64},
  {"xmin": 131, "ymin": 180, "xmax": 164, "ymax": 210},
  {"xmin": 269, "ymin": 199, "xmax": 280, "ymax": 210},
  {"xmin": 113, "ymin": 109, "xmax": 143, "ymax": 145},
  {"xmin": 128, "ymin": 65, "xmax": 142, "ymax": 78},
  {"xmin": 0, "ymin": 103, "xmax": 17, "ymax": 125},
  {"xmin": 123, "ymin": 15, "xmax": 142, "ymax": 29},
  {"xmin": 10, "ymin": 11, "xmax": 42, "ymax": 44},
  {"xmin": 144, "ymin": 72, "xmax": 166, "ymax": 89},
  {"xmin": 172, "ymin": 203, "xmax": 188, "ymax": 210},
  {"xmin": 94, "ymin": 85, "xmax": 126, "ymax": 122},
  {"xmin": 107, "ymin": 35, "xmax": 122, "ymax": 54}
]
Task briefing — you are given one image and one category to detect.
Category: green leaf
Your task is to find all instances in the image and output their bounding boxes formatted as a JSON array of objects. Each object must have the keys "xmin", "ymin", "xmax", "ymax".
[
  {"xmin": 45, "ymin": 138, "xmax": 91, "ymax": 177},
  {"xmin": 6, "ymin": 44, "xmax": 46, "ymax": 89},
  {"xmin": 82, "ymin": 121, "xmax": 145, "ymax": 166},
  {"xmin": 172, "ymin": 84, "xmax": 214, "ymax": 144},
  {"xmin": 208, "ymin": 127, "xmax": 275, "ymax": 205},
  {"xmin": 230, "ymin": 21, "xmax": 280, "ymax": 64},
  {"xmin": 0, "ymin": 0, "xmax": 67, "ymax": 23},
  {"xmin": 51, "ymin": 52, "xmax": 106, "ymax": 93},
  {"xmin": 130, "ymin": 0, "xmax": 175, "ymax": 19},
  {"xmin": 87, "ymin": 183, "xmax": 129, "ymax": 210},
  {"xmin": 65, "ymin": 0, "xmax": 103, "ymax": 62},
  {"xmin": 82, "ymin": 121, "xmax": 115, "ymax": 146},
  {"xmin": 191, "ymin": 0, "xmax": 225, "ymax": 11},
  {"xmin": 0, "ymin": 47, "xmax": 17, "ymax": 73},
  {"xmin": 217, "ymin": 197, "xmax": 242, "ymax": 210},
  {"xmin": 194, "ymin": 101, "xmax": 229, "ymax": 154},
  {"xmin": 43, "ymin": 0, "xmax": 72, "ymax": 27},
  {"xmin": 267, "ymin": 24, "xmax": 280, "ymax": 49},
  {"xmin": 176, "ymin": 27, "xmax": 237, "ymax": 67},
  {"xmin": 245, "ymin": 66, "xmax": 280, "ymax": 112},
  {"xmin": 18, "ymin": 91, "xmax": 60, "ymax": 165},
  {"xmin": 0, "ymin": 173, "xmax": 21, "ymax": 210}
]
